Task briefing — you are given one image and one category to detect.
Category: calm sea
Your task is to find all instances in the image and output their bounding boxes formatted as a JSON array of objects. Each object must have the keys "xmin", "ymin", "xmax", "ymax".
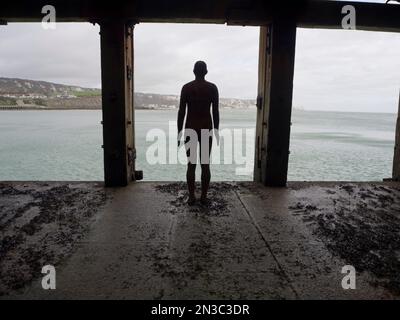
[{"xmin": 0, "ymin": 109, "xmax": 396, "ymax": 182}]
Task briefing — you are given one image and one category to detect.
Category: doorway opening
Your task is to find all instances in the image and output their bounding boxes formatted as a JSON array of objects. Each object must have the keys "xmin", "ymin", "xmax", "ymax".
[
  {"xmin": 134, "ymin": 23, "xmax": 259, "ymax": 181},
  {"xmin": 290, "ymin": 28, "xmax": 400, "ymax": 181},
  {"xmin": 0, "ymin": 23, "xmax": 103, "ymax": 181}
]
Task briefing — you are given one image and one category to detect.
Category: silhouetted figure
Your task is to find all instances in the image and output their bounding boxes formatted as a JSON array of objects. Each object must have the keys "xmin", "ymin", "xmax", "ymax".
[{"xmin": 177, "ymin": 61, "xmax": 219, "ymax": 205}]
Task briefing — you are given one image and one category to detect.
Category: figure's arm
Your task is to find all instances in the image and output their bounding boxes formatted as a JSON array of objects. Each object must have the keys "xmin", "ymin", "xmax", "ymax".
[
  {"xmin": 212, "ymin": 85, "xmax": 219, "ymax": 130},
  {"xmin": 212, "ymin": 85, "xmax": 220, "ymax": 145},
  {"xmin": 177, "ymin": 86, "xmax": 187, "ymax": 145}
]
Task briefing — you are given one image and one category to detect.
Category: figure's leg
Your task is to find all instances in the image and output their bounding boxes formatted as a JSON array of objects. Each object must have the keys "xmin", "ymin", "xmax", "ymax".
[
  {"xmin": 200, "ymin": 164, "xmax": 210, "ymax": 202},
  {"xmin": 200, "ymin": 134, "xmax": 213, "ymax": 203},
  {"xmin": 187, "ymin": 163, "xmax": 196, "ymax": 204},
  {"xmin": 185, "ymin": 134, "xmax": 198, "ymax": 205}
]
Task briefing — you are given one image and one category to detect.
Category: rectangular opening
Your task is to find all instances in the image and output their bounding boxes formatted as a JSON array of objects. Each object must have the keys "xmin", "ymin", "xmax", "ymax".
[
  {"xmin": 0, "ymin": 23, "xmax": 103, "ymax": 181},
  {"xmin": 134, "ymin": 23, "xmax": 258, "ymax": 181},
  {"xmin": 289, "ymin": 28, "xmax": 400, "ymax": 181}
]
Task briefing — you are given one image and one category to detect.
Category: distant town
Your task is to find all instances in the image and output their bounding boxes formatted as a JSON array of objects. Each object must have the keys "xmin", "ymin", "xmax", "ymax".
[{"xmin": 0, "ymin": 77, "xmax": 257, "ymax": 110}]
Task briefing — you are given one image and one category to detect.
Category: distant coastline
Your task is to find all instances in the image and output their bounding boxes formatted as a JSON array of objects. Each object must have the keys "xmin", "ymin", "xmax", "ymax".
[
  {"xmin": 0, "ymin": 105, "xmax": 257, "ymax": 111},
  {"xmin": 0, "ymin": 77, "xmax": 256, "ymax": 111},
  {"xmin": 0, "ymin": 96, "xmax": 257, "ymax": 111}
]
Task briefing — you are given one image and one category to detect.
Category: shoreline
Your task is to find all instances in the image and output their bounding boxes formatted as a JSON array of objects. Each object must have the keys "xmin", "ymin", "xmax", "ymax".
[
  {"xmin": 0, "ymin": 107, "xmax": 257, "ymax": 111},
  {"xmin": 0, "ymin": 107, "xmax": 101, "ymax": 111},
  {"xmin": 0, "ymin": 108, "xmax": 396, "ymax": 115}
]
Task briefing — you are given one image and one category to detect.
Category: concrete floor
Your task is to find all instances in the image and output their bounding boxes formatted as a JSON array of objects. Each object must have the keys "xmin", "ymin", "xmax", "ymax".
[{"xmin": 1, "ymin": 181, "xmax": 400, "ymax": 299}]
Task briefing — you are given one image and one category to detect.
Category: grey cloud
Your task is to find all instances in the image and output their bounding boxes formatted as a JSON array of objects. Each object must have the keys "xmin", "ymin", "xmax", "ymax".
[
  {"xmin": 134, "ymin": 23, "xmax": 259, "ymax": 98},
  {"xmin": 0, "ymin": 20, "xmax": 399, "ymax": 112},
  {"xmin": 294, "ymin": 28, "xmax": 400, "ymax": 113},
  {"xmin": 0, "ymin": 23, "xmax": 101, "ymax": 87}
]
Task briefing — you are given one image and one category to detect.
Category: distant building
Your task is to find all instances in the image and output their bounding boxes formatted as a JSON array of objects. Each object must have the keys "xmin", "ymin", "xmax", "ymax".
[{"xmin": 0, "ymin": 93, "xmax": 47, "ymax": 99}]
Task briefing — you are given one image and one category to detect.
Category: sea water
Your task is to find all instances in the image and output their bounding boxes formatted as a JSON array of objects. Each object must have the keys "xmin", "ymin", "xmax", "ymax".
[{"xmin": 0, "ymin": 109, "xmax": 396, "ymax": 181}]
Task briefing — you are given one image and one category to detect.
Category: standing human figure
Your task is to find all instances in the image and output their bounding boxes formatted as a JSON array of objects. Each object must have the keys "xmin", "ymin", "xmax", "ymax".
[{"xmin": 177, "ymin": 61, "xmax": 219, "ymax": 205}]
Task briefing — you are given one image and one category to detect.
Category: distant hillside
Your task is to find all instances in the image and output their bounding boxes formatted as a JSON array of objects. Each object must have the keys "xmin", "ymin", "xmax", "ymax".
[
  {"xmin": 0, "ymin": 77, "xmax": 99, "ymax": 97},
  {"xmin": 0, "ymin": 77, "xmax": 256, "ymax": 110}
]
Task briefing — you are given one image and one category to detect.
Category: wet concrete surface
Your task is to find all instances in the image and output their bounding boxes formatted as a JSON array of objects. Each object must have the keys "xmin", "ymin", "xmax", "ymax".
[
  {"xmin": 0, "ymin": 182, "xmax": 108, "ymax": 296},
  {"xmin": 1, "ymin": 181, "xmax": 399, "ymax": 299}
]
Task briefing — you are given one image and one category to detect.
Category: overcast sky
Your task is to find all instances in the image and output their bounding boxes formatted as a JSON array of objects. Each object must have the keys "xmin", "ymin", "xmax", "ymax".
[{"xmin": 0, "ymin": 1, "xmax": 399, "ymax": 113}]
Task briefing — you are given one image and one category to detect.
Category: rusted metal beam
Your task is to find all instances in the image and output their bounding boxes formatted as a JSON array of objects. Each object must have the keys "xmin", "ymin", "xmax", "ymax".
[
  {"xmin": 254, "ymin": 21, "xmax": 297, "ymax": 187},
  {"xmin": 297, "ymin": 1, "xmax": 400, "ymax": 32},
  {"xmin": 0, "ymin": 0, "xmax": 229, "ymax": 23},
  {"xmin": 254, "ymin": 26, "xmax": 269, "ymax": 184},
  {"xmin": 100, "ymin": 21, "xmax": 135, "ymax": 187},
  {"xmin": 1, "ymin": 1, "xmax": 399, "ymax": 33},
  {"xmin": 393, "ymin": 90, "xmax": 400, "ymax": 181}
]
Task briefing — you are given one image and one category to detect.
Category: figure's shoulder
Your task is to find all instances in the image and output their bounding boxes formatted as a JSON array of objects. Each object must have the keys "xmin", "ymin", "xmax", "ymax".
[
  {"xmin": 206, "ymin": 81, "xmax": 218, "ymax": 90},
  {"xmin": 182, "ymin": 80, "xmax": 196, "ymax": 90},
  {"xmin": 206, "ymin": 81, "xmax": 218, "ymax": 93}
]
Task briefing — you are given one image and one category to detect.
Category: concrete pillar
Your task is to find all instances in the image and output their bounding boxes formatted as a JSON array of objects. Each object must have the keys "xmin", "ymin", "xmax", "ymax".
[
  {"xmin": 100, "ymin": 21, "xmax": 135, "ymax": 187},
  {"xmin": 393, "ymin": 90, "xmax": 400, "ymax": 180},
  {"xmin": 254, "ymin": 21, "xmax": 297, "ymax": 187}
]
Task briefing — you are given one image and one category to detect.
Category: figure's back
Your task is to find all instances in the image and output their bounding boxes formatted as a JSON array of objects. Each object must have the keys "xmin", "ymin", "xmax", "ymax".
[
  {"xmin": 177, "ymin": 60, "xmax": 219, "ymax": 205},
  {"xmin": 183, "ymin": 80, "xmax": 218, "ymax": 131}
]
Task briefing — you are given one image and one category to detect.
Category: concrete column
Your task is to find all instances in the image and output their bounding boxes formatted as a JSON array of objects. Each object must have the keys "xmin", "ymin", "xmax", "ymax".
[
  {"xmin": 100, "ymin": 21, "xmax": 135, "ymax": 187},
  {"xmin": 393, "ymin": 90, "xmax": 400, "ymax": 180},
  {"xmin": 254, "ymin": 21, "xmax": 297, "ymax": 187}
]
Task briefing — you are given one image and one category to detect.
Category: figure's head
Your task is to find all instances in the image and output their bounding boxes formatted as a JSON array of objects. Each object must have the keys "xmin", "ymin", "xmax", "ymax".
[{"xmin": 193, "ymin": 61, "xmax": 208, "ymax": 78}]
